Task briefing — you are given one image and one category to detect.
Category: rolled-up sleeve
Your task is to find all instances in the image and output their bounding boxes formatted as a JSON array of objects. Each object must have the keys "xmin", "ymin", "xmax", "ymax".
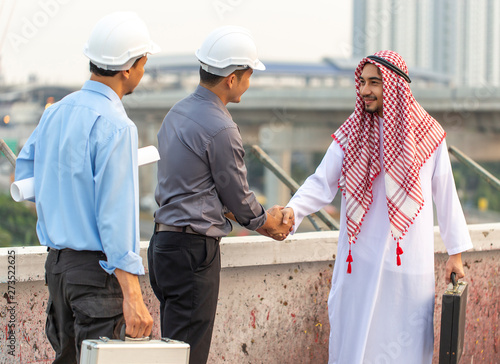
[
  {"xmin": 93, "ymin": 123, "xmax": 144, "ymax": 275},
  {"xmin": 207, "ymin": 127, "xmax": 266, "ymax": 231}
]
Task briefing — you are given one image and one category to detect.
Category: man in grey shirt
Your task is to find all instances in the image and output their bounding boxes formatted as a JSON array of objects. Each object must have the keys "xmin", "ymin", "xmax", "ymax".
[{"xmin": 148, "ymin": 26, "xmax": 291, "ymax": 364}]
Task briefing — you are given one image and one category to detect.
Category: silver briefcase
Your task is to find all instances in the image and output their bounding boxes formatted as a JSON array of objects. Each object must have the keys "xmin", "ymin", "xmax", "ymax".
[{"xmin": 80, "ymin": 337, "xmax": 190, "ymax": 364}]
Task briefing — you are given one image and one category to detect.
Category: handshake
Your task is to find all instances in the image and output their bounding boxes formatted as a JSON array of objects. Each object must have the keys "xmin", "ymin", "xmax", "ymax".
[{"xmin": 256, "ymin": 206, "xmax": 295, "ymax": 241}]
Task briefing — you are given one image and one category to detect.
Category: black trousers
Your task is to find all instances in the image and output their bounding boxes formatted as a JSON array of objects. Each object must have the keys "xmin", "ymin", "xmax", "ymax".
[
  {"xmin": 148, "ymin": 231, "xmax": 221, "ymax": 364},
  {"xmin": 45, "ymin": 249, "xmax": 125, "ymax": 364}
]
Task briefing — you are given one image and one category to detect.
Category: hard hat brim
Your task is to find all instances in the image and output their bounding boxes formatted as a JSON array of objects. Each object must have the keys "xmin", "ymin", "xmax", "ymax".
[
  {"xmin": 253, "ymin": 60, "xmax": 266, "ymax": 71},
  {"xmin": 148, "ymin": 41, "xmax": 161, "ymax": 55},
  {"xmin": 200, "ymin": 61, "xmax": 266, "ymax": 77},
  {"xmin": 84, "ymin": 41, "xmax": 161, "ymax": 71}
]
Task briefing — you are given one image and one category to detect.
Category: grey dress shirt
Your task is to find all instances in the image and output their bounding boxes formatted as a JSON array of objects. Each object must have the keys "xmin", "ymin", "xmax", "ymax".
[{"xmin": 154, "ymin": 85, "xmax": 267, "ymax": 237}]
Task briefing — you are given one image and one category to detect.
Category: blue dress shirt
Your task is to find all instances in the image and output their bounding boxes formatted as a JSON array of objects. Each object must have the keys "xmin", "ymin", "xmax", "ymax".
[{"xmin": 15, "ymin": 80, "xmax": 144, "ymax": 275}]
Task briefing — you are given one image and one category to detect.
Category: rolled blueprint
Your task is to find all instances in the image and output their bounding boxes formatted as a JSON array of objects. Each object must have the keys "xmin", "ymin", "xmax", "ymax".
[
  {"xmin": 10, "ymin": 177, "xmax": 35, "ymax": 202},
  {"xmin": 137, "ymin": 145, "xmax": 160, "ymax": 166},
  {"xmin": 11, "ymin": 146, "xmax": 160, "ymax": 202}
]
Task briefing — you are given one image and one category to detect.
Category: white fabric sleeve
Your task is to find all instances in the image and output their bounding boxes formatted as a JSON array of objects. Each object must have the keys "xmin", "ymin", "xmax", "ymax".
[
  {"xmin": 432, "ymin": 139, "xmax": 473, "ymax": 255},
  {"xmin": 287, "ymin": 141, "xmax": 343, "ymax": 233}
]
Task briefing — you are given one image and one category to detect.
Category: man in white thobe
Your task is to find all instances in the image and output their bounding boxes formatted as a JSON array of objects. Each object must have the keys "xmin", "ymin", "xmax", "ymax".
[{"xmin": 281, "ymin": 50, "xmax": 473, "ymax": 363}]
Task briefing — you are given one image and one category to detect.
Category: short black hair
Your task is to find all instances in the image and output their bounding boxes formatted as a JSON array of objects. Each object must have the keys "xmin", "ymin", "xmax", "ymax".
[
  {"xmin": 199, "ymin": 66, "xmax": 248, "ymax": 87},
  {"xmin": 89, "ymin": 57, "xmax": 144, "ymax": 77},
  {"xmin": 89, "ymin": 62, "xmax": 119, "ymax": 77},
  {"xmin": 199, "ymin": 67, "xmax": 224, "ymax": 87}
]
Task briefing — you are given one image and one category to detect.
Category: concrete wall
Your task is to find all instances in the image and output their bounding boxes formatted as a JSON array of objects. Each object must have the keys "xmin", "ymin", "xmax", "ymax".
[{"xmin": 0, "ymin": 224, "xmax": 499, "ymax": 364}]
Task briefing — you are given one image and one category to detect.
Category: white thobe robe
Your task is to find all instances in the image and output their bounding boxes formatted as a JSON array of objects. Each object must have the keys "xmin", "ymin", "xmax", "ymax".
[{"xmin": 287, "ymin": 122, "xmax": 473, "ymax": 364}]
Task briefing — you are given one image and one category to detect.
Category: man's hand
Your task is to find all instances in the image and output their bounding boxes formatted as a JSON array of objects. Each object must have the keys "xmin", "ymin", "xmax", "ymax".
[
  {"xmin": 257, "ymin": 205, "xmax": 293, "ymax": 240},
  {"xmin": 281, "ymin": 207, "xmax": 295, "ymax": 227},
  {"xmin": 445, "ymin": 253, "xmax": 465, "ymax": 285},
  {"xmin": 267, "ymin": 205, "xmax": 284, "ymax": 222},
  {"xmin": 114, "ymin": 269, "xmax": 153, "ymax": 338},
  {"xmin": 256, "ymin": 226, "xmax": 274, "ymax": 239}
]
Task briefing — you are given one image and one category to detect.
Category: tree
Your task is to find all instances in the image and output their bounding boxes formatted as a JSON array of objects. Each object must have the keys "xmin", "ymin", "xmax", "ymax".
[{"xmin": 0, "ymin": 194, "xmax": 38, "ymax": 247}]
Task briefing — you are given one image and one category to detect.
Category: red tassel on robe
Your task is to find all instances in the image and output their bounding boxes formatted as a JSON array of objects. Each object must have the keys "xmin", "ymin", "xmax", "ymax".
[
  {"xmin": 346, "ymin": 249, "xmax": 353, "ymax": 274},
  {"xmin": 396, "ymin": 242, "xmax": 403, "ymax": 266}
]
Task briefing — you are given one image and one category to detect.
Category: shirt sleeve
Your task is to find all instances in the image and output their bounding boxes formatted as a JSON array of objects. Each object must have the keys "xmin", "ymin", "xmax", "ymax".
[
  {"xmin": 15, "ymin": 125, "xmax": 39, "ymax": 201},
  {"xmin": 432, "ymin": 139, "xmax": 473, "ymax": 255},
  {"xmin": 287, "ymin": 141, "xmax": 344, "ymax": 233},
  {"xmin": 207, "ymin": 127, "xmax": 266, "ymax": 231},
  {"xmin": 93, "ymin": 123, "xmax": 144, "ymax": 275}
]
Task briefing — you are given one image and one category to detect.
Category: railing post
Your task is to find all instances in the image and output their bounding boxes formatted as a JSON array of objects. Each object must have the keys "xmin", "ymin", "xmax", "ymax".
[
  {"xmin": 448, "ymin": 145, "xmax": 500, "ymax": 191},
  {"xmin": 251, "ymin": 145, "xmax": 340, "ymax": 230},
  {"xmin": 0, "ymin": 139, "xmax": 17, "ymax": 168}
]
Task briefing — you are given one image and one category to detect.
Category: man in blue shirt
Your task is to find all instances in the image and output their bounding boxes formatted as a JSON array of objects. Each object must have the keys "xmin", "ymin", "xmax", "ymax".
[{"xmin": 15, "ymin": 12, "xmax": 159, "ymax": 363}]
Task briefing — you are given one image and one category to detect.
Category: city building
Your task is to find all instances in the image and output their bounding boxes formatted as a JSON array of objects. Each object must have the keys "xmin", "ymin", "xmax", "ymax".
[{"xmin": 352, "ymin": 0, "xmax": 500, "ymax": 87}]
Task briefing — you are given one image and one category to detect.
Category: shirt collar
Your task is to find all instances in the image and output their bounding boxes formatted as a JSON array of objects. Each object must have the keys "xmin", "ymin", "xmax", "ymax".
[
  {"xmin": 82, "ymin": 80, "xmax": 126, "ymax": 114},
  {"xmin": 194, "ymin": 84, "xmax": 231, "ymax": 117}
]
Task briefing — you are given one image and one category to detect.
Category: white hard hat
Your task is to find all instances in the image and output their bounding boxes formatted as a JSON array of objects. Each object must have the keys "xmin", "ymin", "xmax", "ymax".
[
  {"xmin": 195, "ymin": 26, "xmax": 265, "ymax": 77},
  {"xmin": 83, "ymin": 11, "xmax": 160, "ymax": 71}
]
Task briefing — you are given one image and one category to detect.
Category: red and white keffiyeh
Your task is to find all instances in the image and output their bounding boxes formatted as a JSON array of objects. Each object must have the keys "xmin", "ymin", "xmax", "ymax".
[{"xmin": 333, "ymin": 50, "xmax": 446, "ymax": 273}]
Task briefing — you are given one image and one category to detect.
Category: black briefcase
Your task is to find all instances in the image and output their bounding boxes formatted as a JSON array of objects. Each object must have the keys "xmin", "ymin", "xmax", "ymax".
[{"xmin": 439, "ymin": 273, "xmax": 468, "ymax": 364}]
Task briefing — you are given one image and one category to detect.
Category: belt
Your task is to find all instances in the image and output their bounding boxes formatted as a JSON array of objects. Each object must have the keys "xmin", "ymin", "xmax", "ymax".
[
  {"xmin": 47, "ymin": 247, "xmax": 104, "ymax": 255},
  {"xmin": 155, "ymin": 223, "xmax": 204, "ymax": 236},
  {"xmin": 46, "ymin": 247, "xmax": 106, "ymax": 269}
]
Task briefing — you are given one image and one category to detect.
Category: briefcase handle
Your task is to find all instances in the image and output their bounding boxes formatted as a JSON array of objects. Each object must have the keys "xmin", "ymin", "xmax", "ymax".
[
  {"xmin": 450, "ymin": 272, "xmax": 457, "ymax": 287},
  {"xmin": 119, "ymin": 323, "xmax": 151, "ymax": 341}
]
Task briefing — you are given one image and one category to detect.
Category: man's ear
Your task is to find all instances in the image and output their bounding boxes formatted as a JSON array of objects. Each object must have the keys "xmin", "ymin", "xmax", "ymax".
[
  {"xmin": 121, "ymin": 69, "xmax": 131, "ymax": 80},
  {"xmin": 225, "ymin": 73, "xmax": 236, "ymax": 89}
]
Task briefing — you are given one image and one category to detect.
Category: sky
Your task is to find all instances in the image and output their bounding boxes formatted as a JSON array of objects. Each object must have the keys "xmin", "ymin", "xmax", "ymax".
[{"xmin": 0, "ymin": 0, "xmax": 353, "ymax": 85}]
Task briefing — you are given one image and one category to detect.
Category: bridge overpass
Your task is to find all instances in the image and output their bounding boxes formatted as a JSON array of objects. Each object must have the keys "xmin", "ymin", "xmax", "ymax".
[
  {"xmin": 123, "ymin": 83, "xmax": 500, "ymax": 207},
  {"xmin": 124, "ymin": 82, "xmax": 500, "ymax": 161}
]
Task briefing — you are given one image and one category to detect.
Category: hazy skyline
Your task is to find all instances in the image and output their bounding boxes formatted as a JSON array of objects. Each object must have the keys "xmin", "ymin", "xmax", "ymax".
[{"xmin": 0, "ymin": 0, "xmax": 353, "ymax": 85}]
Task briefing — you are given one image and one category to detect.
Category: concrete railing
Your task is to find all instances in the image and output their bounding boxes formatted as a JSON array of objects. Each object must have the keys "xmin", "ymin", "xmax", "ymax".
[{"xmin": 0, "ymin": 224, "xmax": 499, "ymax": 363}]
